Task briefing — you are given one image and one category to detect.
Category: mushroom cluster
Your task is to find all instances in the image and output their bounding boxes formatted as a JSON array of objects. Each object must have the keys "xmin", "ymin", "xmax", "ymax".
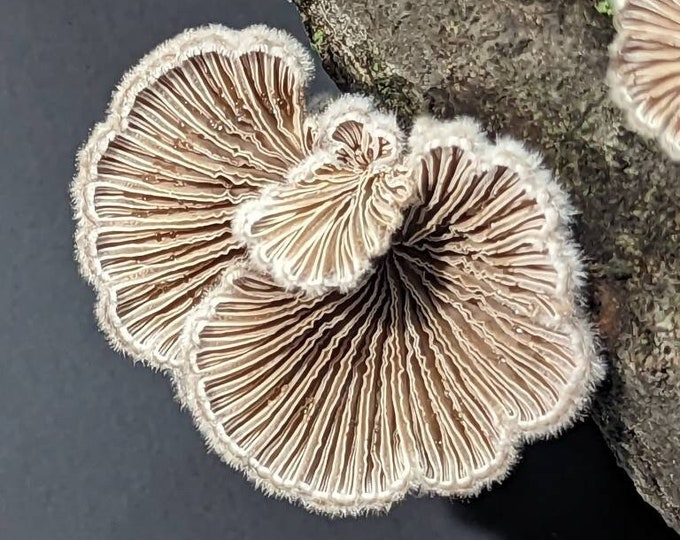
[
  {"xmin": 73, "ymin": 25, "xmax": 604, "ymax": 515},
  {"xmin": 608, "ymin": 0, "xmax": 680, "ymax": 160}
]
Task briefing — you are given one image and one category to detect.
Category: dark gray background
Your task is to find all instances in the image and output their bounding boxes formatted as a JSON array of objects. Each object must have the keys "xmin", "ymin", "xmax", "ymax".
[{"xmin": 0, "ymin": 1, "xmax": 676, "ymax": 539}]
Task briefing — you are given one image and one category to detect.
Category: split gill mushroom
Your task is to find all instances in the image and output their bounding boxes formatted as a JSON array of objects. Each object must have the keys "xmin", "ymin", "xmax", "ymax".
[{"xmin": 72, "ymin": 24, "xmax": 605, "ymax": 515}]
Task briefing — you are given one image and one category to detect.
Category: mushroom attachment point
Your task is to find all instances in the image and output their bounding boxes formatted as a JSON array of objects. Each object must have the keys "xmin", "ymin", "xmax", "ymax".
[
  {"xmin": 608, "ymin": 0, "xmax": 680, "ymax": 160},
  {"xmin": 72, "ymin": 25, "xmax": 605, "ymax": 515}
]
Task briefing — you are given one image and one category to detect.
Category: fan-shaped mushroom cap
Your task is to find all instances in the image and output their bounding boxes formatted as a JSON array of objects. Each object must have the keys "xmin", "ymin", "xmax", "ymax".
[
  {"xmin": 72, "ymin": 25, "xmax": 314, "ymax": 367},
  {"xmin": 178, "ymin": 117, "xmax": 604, "ymax": 515},
  {"xmin": 234, "ymin": 96, "xmax": 415, "ymax": 294},
  {"xmin": 73, "ymin": 24, "xmax": 604, "ymax": 516},
  {"xmin": 608, "ymin": 0, "xmax": 680, "ymax": 159}
]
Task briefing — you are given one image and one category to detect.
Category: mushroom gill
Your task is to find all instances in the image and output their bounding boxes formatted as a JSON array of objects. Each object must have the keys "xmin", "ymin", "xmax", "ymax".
[
  {"xmin": 608, "ymin": 0, "xmax": 680, "ymax": 160},
  {"xmin": 235, "ymin": 96, "xmax": 415, "ymax": 294},
  {"xmin": 72, "ymin": 26, "xmax": 314, "ymax": 367},
  {"xmin": 180, "ymin": 117, "xmax": 604, "ymax": 514}
]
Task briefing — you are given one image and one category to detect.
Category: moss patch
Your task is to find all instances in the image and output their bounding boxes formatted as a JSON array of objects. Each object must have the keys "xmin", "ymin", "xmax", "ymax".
[{"xmin": 595, "ymin": 0, "xmax": 614, "ymax": 16}]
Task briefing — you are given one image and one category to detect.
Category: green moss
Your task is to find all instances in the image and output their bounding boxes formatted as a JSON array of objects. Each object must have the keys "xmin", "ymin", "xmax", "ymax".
[
  {"xmin": 310, "ymin": 28, "xmax": 325, "ymax": 54},
  {"xmin": 595, "ymin": 0, "xmax": 614, "ymax": 16}
]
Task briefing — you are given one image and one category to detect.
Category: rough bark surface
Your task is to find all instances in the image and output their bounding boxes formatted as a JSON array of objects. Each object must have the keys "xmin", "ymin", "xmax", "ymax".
[{"xmin": 292, "ymin": 0, "xmax": 679, "ymax": 531}]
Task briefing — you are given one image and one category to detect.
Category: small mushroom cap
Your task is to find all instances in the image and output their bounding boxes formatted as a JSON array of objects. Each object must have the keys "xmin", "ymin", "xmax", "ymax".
[
  {"xmin": 72, "ymin": 25, "xmax": 314, "ymax": 367},
  {"xmin": 234, "ymin": 96, "xmax": 415, "ymax": 294},
  {"xmin": 178, "ymin": 118, "xmax": 604, "ymax": 515},
  {"xmin": 608, "ymin": 0, "xmax": 680, "ymax": 160}
]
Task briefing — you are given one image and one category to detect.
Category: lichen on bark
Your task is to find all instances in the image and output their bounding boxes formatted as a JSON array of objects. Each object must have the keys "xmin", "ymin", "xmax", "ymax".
[{"xmin": 292, "ymin": 0, "xmax": 680, "ymax": 531}]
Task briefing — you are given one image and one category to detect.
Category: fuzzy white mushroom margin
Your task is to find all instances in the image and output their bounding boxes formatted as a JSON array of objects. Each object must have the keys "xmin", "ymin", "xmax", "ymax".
[
  {"xmin": 177, "ymin": 116, "xmax": 606, "ymax": 516},
  {"xmin": 607, "ymin": 0, "xmax": 680, "ymax": 161},
  {"xmin": 70, "ymin": 24, "xmax": 314, "ymax": 369}
]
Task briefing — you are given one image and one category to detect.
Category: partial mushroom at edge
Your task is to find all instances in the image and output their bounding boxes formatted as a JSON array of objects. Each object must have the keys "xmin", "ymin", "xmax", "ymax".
[{"xmin": 608, "ymin": 0, "xmax": 680, "ymax": 160}]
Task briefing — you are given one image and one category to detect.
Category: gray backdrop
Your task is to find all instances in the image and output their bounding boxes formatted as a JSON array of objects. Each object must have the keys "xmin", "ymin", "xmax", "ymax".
[{"xmin": 0, "ymin": 1, "xmax": 676, "ymax": 539}]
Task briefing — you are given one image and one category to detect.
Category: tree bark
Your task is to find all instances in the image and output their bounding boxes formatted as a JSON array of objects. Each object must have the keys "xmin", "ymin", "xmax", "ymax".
[{"xmin": 292, "ymin": 0, "xmax": 680, "ymax": 531}]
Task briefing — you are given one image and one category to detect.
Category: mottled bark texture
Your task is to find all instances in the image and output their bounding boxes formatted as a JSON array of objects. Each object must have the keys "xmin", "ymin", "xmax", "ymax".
[{"xmin": 291, "ymin": 0, "xmax": 679, "ymax": 531}]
